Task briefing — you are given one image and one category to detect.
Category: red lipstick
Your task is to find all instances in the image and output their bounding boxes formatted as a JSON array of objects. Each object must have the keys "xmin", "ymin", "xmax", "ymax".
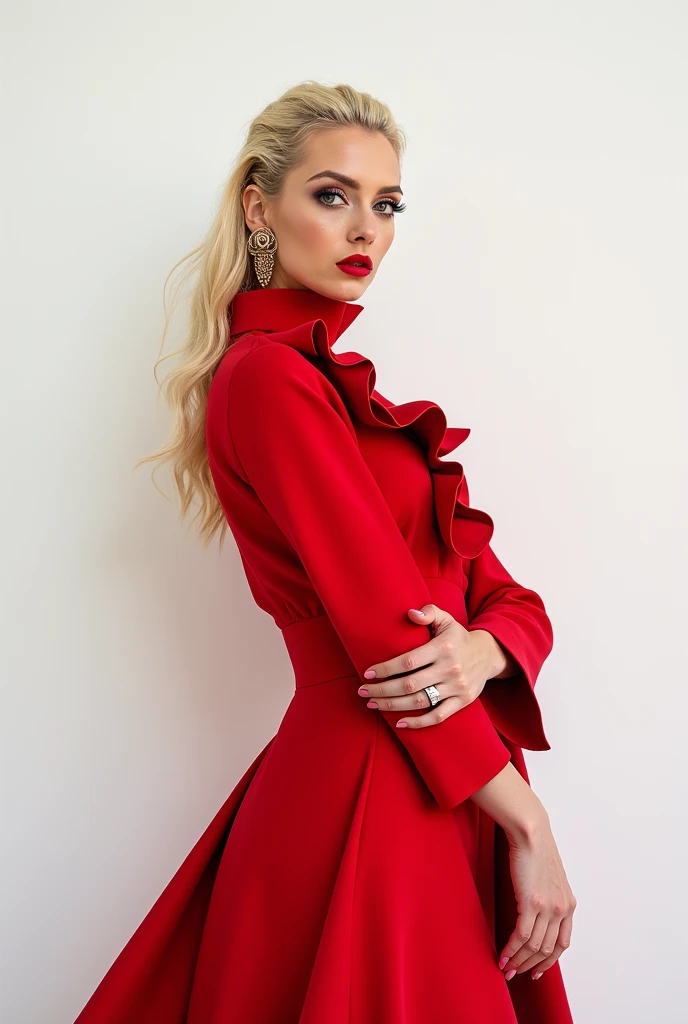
[{"xmin": 336, "ymin": 253, "xmax": 372, "ymax": 277}]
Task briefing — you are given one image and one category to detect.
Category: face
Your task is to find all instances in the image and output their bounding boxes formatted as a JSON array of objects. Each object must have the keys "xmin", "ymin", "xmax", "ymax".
[{"xmin": 242, "ymin": 126, "xmax": 405, "ymax": 300}]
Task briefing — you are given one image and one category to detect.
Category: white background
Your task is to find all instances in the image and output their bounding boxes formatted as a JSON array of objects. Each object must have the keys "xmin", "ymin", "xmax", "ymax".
[{"xmin": 2, "ymin": 2, "xmax": 686, "ymax": 1021}]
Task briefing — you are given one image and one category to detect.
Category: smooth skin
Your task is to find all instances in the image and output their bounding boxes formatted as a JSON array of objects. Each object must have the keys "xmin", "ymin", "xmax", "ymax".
[{"xmin": 242, "ymin": 126, "xmax": 576, "ymax": 983}]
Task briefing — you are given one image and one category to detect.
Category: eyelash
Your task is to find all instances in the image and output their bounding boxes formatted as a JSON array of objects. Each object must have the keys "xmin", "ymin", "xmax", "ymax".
[{"xmin": 313, "ymin": 186, "xmax": 407, "ymax": 217}]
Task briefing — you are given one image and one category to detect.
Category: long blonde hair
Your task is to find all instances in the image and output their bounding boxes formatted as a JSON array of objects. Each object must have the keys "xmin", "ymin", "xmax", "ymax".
[{"xmin": 136, "ymin": 80, "xmax": 406, "ymax": 549}]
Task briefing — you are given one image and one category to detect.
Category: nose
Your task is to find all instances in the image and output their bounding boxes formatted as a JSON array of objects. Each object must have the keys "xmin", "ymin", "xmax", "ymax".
[{"xmin": 348, "ymin": 212, "xmax": 378, "ymax": 246}]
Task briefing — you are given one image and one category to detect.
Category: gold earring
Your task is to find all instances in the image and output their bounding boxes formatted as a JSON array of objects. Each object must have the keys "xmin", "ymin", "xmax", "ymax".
[{"xmin": 247, "ymin": 226, "xmax": 278, "ymax": 288}]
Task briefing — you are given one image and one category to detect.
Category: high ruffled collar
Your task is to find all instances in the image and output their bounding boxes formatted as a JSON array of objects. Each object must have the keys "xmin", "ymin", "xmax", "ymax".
[
  {"xmin": 228, "ymin": 287, "xmax": 494, "ymax": 560},
  {"xmin": 230, "ymin": 287, "xmax": 362, "ymax": 347}
]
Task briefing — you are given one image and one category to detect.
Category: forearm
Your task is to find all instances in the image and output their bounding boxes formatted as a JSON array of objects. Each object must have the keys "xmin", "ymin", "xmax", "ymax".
[
  {"xmin": 467, "ymin": 619, "xmax": 543, "ymax": 825},
  {"xmin": 469, "ymin": 759, "xmax": 548, "ymax": 838}
]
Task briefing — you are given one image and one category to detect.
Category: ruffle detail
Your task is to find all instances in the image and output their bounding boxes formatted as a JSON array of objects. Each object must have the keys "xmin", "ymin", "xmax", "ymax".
[{"xmin": 270, "ymin": 317, "xmax": 495, "ymax": 560}]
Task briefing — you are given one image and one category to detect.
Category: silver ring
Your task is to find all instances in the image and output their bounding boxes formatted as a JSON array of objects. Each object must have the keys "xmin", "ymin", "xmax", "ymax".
[{"xmin": 423, "ymin": 684, "xmax": 442, "ymax": 708}]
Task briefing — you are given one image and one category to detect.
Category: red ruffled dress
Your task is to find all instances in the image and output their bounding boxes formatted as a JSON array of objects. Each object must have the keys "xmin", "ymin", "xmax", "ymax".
[{"xmin": 74, "ymin": 287, "xmax": 574, "ymax": 1023}]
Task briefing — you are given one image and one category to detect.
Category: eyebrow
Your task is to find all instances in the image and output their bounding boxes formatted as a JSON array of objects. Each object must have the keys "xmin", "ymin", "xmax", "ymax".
[{"xmin": 305, "ymin": 170, "xmax": 403, "ymax": 196}]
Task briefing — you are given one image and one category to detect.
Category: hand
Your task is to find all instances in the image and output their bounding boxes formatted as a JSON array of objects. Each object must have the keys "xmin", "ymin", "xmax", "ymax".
[
  {"xmin": 499, "ymin": 815, "xmax": 577, "ymax": 982},
  {"xmin": 357, "ymin": 603, "xmax": 509, "ymax": 729}
]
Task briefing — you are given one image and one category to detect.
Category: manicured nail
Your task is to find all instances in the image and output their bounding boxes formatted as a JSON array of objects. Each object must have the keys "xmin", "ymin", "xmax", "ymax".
[
  {"xmin": 358, "ymin": 687, "xmax": 369, "ymax": 696},
  {"xmin": 505, "ymin": 969, "xmax": 516, "ymax": 981},
  {"xmin": 498, "ymin": 957, "xmax": 509, "ymax": 970},
  {"xmin": 396, "ymin": 721, "xmax": 408, "ymax": 728},
  {"xmin": 364, "ymin": 669, "xmax": 376, "ymax": 678},
  {"xmin": 366, "ymin": 701, "xmax": 378, "ymax": 709},
  {"xmin": 533, "ymin": 972, "xmax": 543, "ymax": 980},
  {"xmin": 410, "ymin": 609, "xmax": 425, "ymax": 616}
]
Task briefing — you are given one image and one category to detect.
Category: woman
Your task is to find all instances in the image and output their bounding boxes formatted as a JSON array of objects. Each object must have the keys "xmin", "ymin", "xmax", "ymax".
[{"xmin": 74, "ymin": 81, "xmax": 576, "ymax": 1023}]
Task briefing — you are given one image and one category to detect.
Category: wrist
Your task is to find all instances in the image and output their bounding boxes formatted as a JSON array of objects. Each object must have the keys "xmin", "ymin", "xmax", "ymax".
[
  {"xmin": 469, "ymin": 628, "xmax": 509, "ymax": 680},
  {"xmin": 504, "ymin": 797, "xmax": 550, "ymax": 846},
  {"xmin": 470, "ymin": 762, "xmax": 549, "ymax": 840}
]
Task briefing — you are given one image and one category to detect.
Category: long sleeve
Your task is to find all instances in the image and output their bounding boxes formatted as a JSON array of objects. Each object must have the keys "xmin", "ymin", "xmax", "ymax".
[
  {"xmin": 227, "ymin": 341, "xmax": 511, "ymax": 809},
  {"xmin": 463, "ymin": 516, "xmax": 553, "ymax": 751}
]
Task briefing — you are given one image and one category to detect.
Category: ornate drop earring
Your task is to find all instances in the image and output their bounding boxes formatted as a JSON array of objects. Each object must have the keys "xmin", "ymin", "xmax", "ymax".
[{"xmin": 246, "ymin": 226, "xmax": 278, "ymax": 288}]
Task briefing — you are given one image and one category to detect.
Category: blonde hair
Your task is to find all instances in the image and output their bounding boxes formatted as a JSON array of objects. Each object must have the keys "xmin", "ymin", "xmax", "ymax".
[{"xmin": 136, "ymin": 80, "xmax": 407, "ymax": 549}]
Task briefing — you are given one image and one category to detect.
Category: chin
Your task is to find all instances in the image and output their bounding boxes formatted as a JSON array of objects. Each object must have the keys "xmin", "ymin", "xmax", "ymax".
[{"xmin": 318, "ymin": 275, "xmax": 372, "ymax": 302}]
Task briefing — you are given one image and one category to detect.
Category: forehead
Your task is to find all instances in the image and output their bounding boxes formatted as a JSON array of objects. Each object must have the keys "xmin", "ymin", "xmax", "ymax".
[{"xmin": 291, "ymin": 127, "xmax": 400, "ymax": 185}]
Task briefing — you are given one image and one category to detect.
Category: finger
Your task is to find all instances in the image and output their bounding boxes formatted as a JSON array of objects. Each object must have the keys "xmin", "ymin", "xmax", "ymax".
[
  {"xmin": 407, "ymin": 606, "xmax": 444, "ymax": 641},
  {"xmin": 363, "ymin": 665, "xmax": 455, "ymax": 708},
  {"xmin": 408, "ymin": 604, "xmax": 438, "ymax": 627},
  {"xmin": 395, "ymin": 695, "xmax": 468, "ymax": 729},
  {"xmin": 362, "ymin": 642, "xmax": 438, "ymax": 685},
  {"xmin": 359, "ymin": 670, "xmax": 431, "ymax": 703},
  {"xmin": 510, "ymin": 915, "xmax": 561, "ymax": 974},
  {"xmin": 501, "ymin": 911, "xmax": 549, "ymax": 972},
  {"xmin": 498, "ymin": 902, "xmax": 539, "ymax": 970},
  {"xmin": 359, "ymin": 656, "xmax": 449, "ymax": 701},
  {"xmin": 528, "ymin": 912, "xmax": 574, "ymax": 979},
  {"xmin": 368, "ymin": 682, "xmax": 452, "ymax": 713},
  {"xmin": 362, "ymin": 607, "xmax": 446, "ymax": 681}
]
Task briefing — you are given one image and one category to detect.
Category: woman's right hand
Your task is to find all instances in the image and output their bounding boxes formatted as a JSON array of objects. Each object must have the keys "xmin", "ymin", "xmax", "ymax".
[
  {"xmin": 498, "ymin": 814, "xmax": 577, "ymax": 982},
  {"xmin": 469, "ymin": 761, "xmax": 576, "ymax": 982}
]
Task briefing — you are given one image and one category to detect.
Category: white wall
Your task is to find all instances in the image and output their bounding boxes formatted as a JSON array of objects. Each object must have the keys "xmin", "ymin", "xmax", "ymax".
[{"xmin": 2, "ymin": 2, "xmax": 686, "ymax": 1021}]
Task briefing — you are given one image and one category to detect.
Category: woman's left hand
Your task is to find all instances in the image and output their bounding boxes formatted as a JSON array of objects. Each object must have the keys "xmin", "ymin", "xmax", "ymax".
[{"xmin": 358, "ymin": 603, "xmax": 510, "ymax": 729}]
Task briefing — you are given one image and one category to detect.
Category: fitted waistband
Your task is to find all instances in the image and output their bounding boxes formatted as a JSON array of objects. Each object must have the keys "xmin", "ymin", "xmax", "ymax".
[
  {"xmin": 281, "ymin": 576, "xmax": 467, "ymax": 690},
  {"xmin": 281, "ymin": 614, "xmax": 356, "ymax": 688}
]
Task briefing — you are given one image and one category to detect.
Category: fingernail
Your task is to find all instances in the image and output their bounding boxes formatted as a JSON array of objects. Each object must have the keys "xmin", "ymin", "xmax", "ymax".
[
  {"xmin": 364, "ymin": 669, "xmax": 376, "ymax": 678},
  {"xmin": 505, "ymin": 970, "xmax": 516, "ymax": 981},
  {"xmin": 396, "ymin": 721, "xmax": 408, "ymax": 728},
  {"xmin": 410, "ymin": 609, "xmax": 425, "ymax": 616},
  {"xmin": 366, "ymin": 701, "xmax": 378, "ymax": 709},
  {"xmin": 533, "ymin": 972, "xmax": 543, "ymax": 980},
  {"xmin": 358, "ymin": 687, "xmax": 369, "ymax": 696},
  {"xmin": 498, "ymin": 957, "xmax": 509, "ymax": 970}
]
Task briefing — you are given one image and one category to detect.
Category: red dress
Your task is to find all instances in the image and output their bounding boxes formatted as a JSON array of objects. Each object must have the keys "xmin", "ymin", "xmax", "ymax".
[{"xmin": 74, "ymin": 287, "xmax": 574, "ymax": 1023}]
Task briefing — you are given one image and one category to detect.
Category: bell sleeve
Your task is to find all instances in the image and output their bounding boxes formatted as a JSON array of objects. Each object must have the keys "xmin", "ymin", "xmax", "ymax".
[
  {"xmin": 462, "ymin": 501, "xmax": 553, "ymax": 751},
  {"xmin": 226, "ymin": 341, "xmax": 511, "ymax": 810}
]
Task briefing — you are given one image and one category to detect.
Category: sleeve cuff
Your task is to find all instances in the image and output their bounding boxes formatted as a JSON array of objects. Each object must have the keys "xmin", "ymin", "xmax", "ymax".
[
  {"xmin": 466, "ymin": 617, "xmax": 551, "ymax": 751},
  {"xmin": 392, "ymin": 697, "xmax": 513, "ymax": 809}
]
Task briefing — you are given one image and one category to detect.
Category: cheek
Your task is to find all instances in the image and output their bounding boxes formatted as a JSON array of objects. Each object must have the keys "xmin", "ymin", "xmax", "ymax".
[
  {"xmin": 280, "ymin": 202, "xmax": 336, "ymax": 255},
  {"xmin": 378, "ymin": 228, "xmax": 394, "ymax": 257}
]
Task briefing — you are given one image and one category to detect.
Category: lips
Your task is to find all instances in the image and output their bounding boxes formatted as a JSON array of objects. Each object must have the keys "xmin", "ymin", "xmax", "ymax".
[{"xmin": 336, "ymin": 254, "xmax": 372, "ymax": 270}]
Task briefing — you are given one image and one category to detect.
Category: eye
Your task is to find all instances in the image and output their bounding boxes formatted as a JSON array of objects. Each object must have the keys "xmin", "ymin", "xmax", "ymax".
[
  {"xmin": 313, "ymin": 187, "xmax": 347, "ymax": 208},
  {"xmin": 313, "ymin": 187, "xmax": 407, "ymax": 218},
  {"xmin": 374, "ymin": 198, "xmax": 407, "ymax": 217}
]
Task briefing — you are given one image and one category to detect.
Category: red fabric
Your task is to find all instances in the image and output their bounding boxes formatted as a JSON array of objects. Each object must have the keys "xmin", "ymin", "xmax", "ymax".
[{"xmin": 74, "ymin": 287, "xmax": 573, "ymax": 1023}]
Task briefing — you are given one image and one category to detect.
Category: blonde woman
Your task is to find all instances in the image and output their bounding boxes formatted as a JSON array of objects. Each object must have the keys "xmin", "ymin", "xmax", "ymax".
[{"xmin": 74, "ymin": 81, "xmax": 576, "ymax": 1023}]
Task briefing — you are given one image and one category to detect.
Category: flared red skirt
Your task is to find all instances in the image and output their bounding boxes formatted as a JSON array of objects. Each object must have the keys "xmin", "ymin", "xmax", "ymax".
[{"xmin": 74, "ymin": 616, "xmax": 574, "ymax": 1023}]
